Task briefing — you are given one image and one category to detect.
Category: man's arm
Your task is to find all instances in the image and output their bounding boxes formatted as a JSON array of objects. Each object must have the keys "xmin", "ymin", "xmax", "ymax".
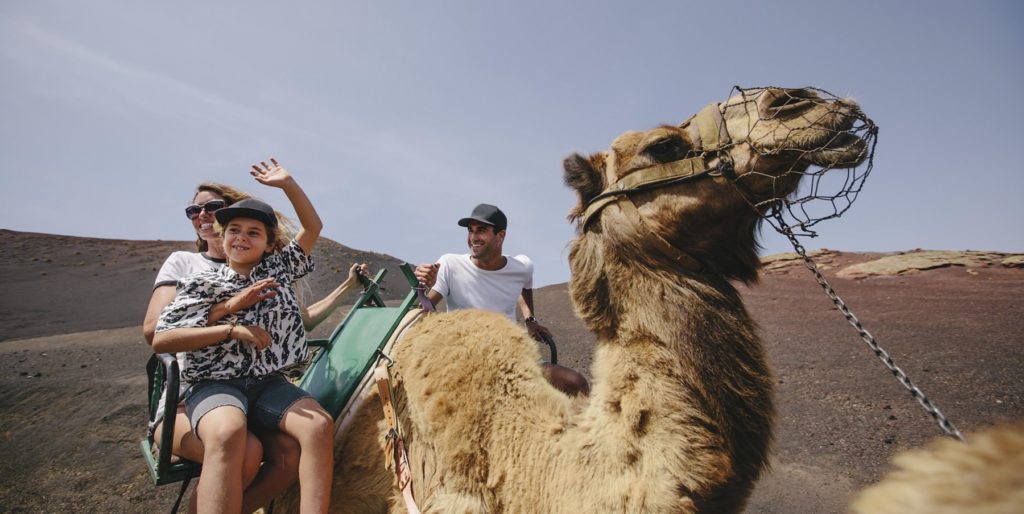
[
  {"xmin": 414, "ymin": 262, "xmax": 443, "ymax": 307},
  {"xmin": 517, "ymin": 288, "xmax": 536, "ymax": 320},
  {"xmin": 424, "ymin": 288, "xmax": 443, "ymax": 306},
  {"xmin": 518, "ymin": 289, "xmax": 552, "ymax": 342}
]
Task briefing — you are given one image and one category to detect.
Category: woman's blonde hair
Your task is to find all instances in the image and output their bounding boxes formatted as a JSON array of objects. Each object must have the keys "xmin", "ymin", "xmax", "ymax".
[{"xmin": 193, "ymin": 182, "xmax": 295, "ymax": 253}]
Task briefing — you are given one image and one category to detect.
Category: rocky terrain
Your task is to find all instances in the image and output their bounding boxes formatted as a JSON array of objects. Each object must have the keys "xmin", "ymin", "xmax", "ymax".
[{"xmin": 1, "ymin": 230, "xmax": 1021, "ymax": 513}]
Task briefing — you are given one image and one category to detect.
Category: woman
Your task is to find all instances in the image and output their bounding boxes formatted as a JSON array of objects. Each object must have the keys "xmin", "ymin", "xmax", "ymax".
[{"xmin": 143, "ymin": 180, "xmax": 366, "ymax": 513}]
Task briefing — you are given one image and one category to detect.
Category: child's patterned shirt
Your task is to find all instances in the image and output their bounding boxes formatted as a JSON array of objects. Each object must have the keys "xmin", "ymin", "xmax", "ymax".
[{"xmin": 156, "ymin": 240, "xmax": 314, "ymax": 382}]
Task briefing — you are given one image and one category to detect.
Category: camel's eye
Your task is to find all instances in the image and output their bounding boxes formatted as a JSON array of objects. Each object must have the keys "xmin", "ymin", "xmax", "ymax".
[{"xmin": 644, "ymin": 136, "xmax": 689, "ymax": 163}]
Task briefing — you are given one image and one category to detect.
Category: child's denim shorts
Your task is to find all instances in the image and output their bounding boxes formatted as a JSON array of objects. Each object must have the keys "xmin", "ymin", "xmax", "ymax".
[{"xmin": 184, "ymin": 373, "xmax": 311, "ymax": 438}]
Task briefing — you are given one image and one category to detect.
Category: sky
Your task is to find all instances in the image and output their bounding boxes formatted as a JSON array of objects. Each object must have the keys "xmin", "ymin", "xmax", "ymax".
[{"xmin": 2, "ymin": 1, "xmax": 1022, "ymax": 286}]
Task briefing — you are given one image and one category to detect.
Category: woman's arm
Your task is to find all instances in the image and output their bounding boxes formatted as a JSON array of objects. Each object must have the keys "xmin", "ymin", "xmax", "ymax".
[
  {"xmin": 143, "ymin": 285, "xmax": 178, "ymax": 345},
  {"xmin": 250, "ymin": 158, "xmax": 322, "ymax": 255},
  {"xmin": 301, "ymin": 263, "xmax": 368, "ymax": 331}
]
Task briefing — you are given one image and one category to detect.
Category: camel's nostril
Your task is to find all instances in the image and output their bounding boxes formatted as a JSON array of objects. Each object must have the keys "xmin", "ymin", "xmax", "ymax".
[
  {"xmin": 768, "ymin": 94, "xmax": 797, "ymax": 111},
  {"xmin": 761, "ymin": 91, "xmax": 813, "ymax": 119}
]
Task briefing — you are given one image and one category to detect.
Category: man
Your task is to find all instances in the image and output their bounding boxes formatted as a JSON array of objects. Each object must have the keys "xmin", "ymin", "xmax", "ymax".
[{"xmin": 414, "ymin": 203, "xmax": 590, "ymax": 396}]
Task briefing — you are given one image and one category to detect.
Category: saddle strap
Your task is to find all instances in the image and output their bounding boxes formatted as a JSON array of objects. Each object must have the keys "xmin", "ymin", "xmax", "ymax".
[{"xmin": 375, "ymin": 364, "xmax": 422, "ymax": 514}]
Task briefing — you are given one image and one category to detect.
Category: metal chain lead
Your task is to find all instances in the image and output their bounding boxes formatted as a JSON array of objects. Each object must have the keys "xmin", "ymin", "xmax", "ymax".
[{"xmin": 771, "ymin": 209, "xmax": 964, "ymax": 441}]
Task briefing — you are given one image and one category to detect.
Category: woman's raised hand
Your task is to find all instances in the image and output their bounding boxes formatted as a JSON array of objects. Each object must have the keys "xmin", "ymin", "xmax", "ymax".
[{"xmin": 250, "ymin": 157, "xmax": 294, "ymax": 189}]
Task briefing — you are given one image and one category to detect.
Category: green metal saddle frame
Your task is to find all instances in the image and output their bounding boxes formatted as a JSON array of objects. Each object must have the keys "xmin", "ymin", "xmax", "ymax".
[{"xmin": 140, "ymin": 263, "xmax": 423, "ymax": 493}]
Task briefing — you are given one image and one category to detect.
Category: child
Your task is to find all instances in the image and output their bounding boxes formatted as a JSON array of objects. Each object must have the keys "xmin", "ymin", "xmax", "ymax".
[{"xmin": 153, "ymin": 159, "xmax": 333, "ymax": 514}]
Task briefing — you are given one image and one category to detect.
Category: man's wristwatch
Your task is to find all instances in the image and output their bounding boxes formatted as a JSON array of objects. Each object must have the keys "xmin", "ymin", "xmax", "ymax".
[{"xmin": 524, "ymin": 316, "xmax": 538, "ymax": 324}]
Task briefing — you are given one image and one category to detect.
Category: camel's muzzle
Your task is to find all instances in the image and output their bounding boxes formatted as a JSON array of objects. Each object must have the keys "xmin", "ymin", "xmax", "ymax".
[
  {"xmin": 722, "ymin": 86, "xmax": 878, "ymax": 237},
  {"xmin": 581, "ymin": 86, "xmax": 878, "ymax": 239}
]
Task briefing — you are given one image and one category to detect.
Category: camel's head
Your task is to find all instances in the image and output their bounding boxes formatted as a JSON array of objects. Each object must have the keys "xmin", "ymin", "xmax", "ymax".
[{"xmin": 564, "ymin": 87, "xmax": 876, "ymax": 283}]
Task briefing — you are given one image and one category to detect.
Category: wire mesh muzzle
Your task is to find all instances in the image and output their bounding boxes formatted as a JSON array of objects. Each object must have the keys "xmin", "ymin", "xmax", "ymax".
[{"xmin": 712, "ymin": 86, "xmax": 878, "ymax": 237}]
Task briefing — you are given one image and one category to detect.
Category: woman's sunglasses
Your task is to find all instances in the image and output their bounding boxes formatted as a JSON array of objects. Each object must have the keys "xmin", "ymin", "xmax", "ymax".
[{"xmin": 185, "ymin": 200, "xmax": 227, "ymax": 220}]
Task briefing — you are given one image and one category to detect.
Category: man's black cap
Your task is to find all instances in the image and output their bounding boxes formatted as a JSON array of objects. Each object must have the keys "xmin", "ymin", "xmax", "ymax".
[
  {"xmin": 214, "ymin": 198, "xmax": 278, "ymax": 230},
  {"xmin": 458, "ymin": 203, "xmax": 507, "ymax": 232}
]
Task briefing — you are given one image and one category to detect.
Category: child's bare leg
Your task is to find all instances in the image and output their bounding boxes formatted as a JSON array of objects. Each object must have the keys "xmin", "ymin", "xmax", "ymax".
[
  {"xmin": 279, "ymin": 398, "xmax": 334, "ymax": 514},
  {"xmin": 183, "ymin": 433, "xmax": 263, "ymax": 514},
  {"xmin": 241, "ymin": 430, "xmax": 301, "ymax": 513},
  {"xmin": 157, "ymin": 405, "xmax": 266, "ymax": 513},
  {"xmin": 195, "ymin": 405, "xmax": 248, "ymax": 513},
  {"xmin": 164, "ymin": 406, "xmax": 265, "ymax": 484}
]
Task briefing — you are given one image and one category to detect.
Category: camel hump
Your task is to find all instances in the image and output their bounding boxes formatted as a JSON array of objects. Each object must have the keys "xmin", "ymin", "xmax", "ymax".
[
  {"xmin": 400, "ymin": 309, "xmax": 541, "ymax": 365},
  {"xmin": 850, "ymin": 422, "xmax": 1024, "ymax": 514}
]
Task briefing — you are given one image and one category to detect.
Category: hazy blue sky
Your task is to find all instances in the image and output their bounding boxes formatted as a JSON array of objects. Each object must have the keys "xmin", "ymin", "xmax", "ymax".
[{"xmin": 2, "ymin": 1, "xmax": 1021, "ymax": 286}]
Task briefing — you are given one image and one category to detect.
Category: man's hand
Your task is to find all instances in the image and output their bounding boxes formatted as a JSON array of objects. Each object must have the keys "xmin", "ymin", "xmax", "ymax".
[
  {"xmin": 525, "ymin": 318, "xmax": 553, "ymax": 343},
  {"xmin": 232, "ymin": 325, "xmax": 273, "ymax": 350},
  {"xmin": 223, "ymin": 278, "xmax": 280, "ymax": 314},
  {"xmin": 414, "ymin": 263, "xmax": 440, "ymax": 289}
]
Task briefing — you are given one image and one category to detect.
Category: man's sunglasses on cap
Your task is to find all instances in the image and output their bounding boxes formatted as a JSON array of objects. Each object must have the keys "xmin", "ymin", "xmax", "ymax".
[{"xmin": 185, "ymin": 200, "xmax": 227, "ymax": 220}]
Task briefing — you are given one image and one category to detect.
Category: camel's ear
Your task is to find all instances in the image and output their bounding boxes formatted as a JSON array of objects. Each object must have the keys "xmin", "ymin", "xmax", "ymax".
[{"xmin": 563, "ymin": 152, "xmax": 606, "ymax": 217}]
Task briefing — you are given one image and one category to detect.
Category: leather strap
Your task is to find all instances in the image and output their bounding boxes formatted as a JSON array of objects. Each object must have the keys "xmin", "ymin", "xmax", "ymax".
[
  {"xmin": 577, "ymin": 101, "xmax": 732, "ymax": 271},
  {"xmin": 375, "ymin": 363, "xmax": 422, "ymax": 514},
  {"xmin": 580, "ymin": 155, "xmax": 711, "ymax": 228},
  {"xmin": 695, "ymin": 103, "xmax": 728, "ymax": 151}
]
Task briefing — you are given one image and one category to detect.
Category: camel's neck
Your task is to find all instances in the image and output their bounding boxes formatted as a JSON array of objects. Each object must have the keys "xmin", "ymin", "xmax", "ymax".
[{"xmin": 568, "ymin": 244, "xmax": 773, "ymax": 510}]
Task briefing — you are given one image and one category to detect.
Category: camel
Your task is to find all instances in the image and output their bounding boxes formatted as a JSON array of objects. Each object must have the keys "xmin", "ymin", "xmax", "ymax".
[
  {"xmin": 849, "ymin": 422, "xmax": 1024, "ymax": 513},
  {"xmin": 273, "ymin": 87, "xmax": 875, "ymax": 513}
]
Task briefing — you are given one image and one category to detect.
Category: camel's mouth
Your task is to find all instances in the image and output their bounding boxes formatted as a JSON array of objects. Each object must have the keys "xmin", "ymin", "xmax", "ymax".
[
  {"xmin": 723, "ymin": 86, "xmax": 878, "ymax": 237},
  {"xmin": 811, "ymin": 132, "xmax": 870, "ymax": 167}
]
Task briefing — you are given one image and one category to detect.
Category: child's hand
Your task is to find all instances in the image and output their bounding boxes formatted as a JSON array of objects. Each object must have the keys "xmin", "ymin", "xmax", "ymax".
[
  {"xmin": 250, "ymin": 157, "xmax": 294, "ymax": 189},
  {"xmin": 223, "ymin": 278, "xmax": 280, "ymax": 314},
  {"xmin": 233, "ymin": 325, "xmax": 272, "ymax": 350}
]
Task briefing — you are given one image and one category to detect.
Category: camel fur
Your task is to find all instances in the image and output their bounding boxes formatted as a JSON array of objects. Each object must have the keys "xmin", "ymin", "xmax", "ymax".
[
  {"xmin": 273, "ymin": 87, "xmax": 873, "ymax": 514},
  {"xmin": 849, "ymin": 423, "xmax": 1024, "ymax": 514}
]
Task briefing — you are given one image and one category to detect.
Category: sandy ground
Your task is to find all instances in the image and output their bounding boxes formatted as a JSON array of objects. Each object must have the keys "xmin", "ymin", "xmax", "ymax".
[{"xmin": 1, "ymin": 229, "xmax": 1021, "ymax": 513}]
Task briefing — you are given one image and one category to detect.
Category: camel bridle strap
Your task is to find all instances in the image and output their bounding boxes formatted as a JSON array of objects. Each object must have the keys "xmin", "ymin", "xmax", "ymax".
[{"xmin": 580, "ymin": 103, "xmax": 733, "ymax": 270}]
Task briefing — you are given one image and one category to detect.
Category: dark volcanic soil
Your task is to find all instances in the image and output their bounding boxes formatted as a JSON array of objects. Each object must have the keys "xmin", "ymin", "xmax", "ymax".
[
  {"xmin": 1, "ymin": 231, "xmax": 1022, "ymax": 513},
  {"xmin": 0, "ymin": 229, "xmax": 408, "ymax": 342},
  {"xmin": 534, "ymin": 250, "xmax": 1023, "ymax": 513}
]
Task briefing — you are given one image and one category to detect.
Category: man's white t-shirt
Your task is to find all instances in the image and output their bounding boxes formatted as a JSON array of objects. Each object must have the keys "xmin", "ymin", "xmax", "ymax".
[{"xmin": 431, "ymin": 253, "xmax": 533, "ymax": 321}]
